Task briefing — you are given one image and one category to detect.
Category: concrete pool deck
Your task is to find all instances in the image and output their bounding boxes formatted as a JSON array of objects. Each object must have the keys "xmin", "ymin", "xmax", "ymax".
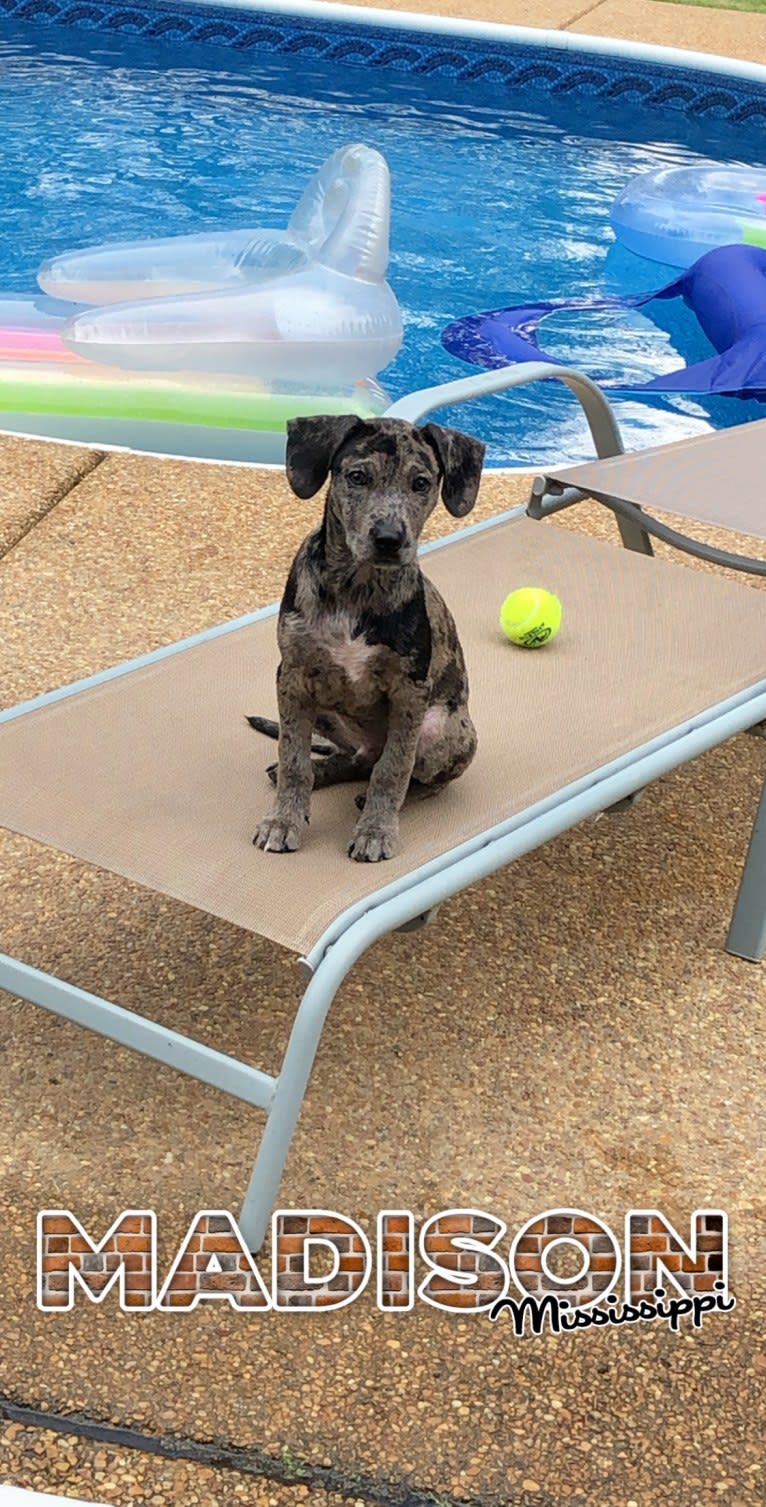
[{"xmin": 1, "ymin": 3, "xmax": 766, "ymax": 1506}]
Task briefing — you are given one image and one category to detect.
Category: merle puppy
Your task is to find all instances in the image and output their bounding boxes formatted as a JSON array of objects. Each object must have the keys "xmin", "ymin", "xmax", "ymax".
[{"xmin": 252, "ymin": 413, "xmax": 485, "ymax": 863}]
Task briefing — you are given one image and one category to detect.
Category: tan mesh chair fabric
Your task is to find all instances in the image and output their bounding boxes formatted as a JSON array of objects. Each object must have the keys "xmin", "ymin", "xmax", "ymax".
[
  {"xmin": 549, "ymin": 417, "xmax": 766, "ymax": 539},
  {"xmin": 2, "ymin": 516, "xmax": 766, "ymax": 957}
]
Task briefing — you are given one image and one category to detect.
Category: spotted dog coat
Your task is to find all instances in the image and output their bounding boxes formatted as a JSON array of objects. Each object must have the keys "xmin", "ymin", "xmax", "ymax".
[{"xmin": 252, "ymin": 414, "xmax": 485, "ymax": 862}]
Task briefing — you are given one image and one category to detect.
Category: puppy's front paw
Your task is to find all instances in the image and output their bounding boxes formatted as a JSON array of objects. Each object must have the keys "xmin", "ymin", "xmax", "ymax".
[
  {"xmin": 348, "ymin": 818, "xmax": 400, "ymax": 863},
  {"xmin": 253, "ymin": 814, "xmax": 304, "ymax": 853}
]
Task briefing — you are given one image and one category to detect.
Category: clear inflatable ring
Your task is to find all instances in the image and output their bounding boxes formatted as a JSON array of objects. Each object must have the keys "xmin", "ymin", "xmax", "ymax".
[{"xmin": 610, "ymin": 164, "xmax": 766, "ymax": 268}]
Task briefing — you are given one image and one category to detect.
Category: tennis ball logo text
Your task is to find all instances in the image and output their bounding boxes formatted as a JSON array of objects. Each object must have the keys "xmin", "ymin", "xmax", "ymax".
[{"xmin": 37, "ymin": 1206, "xmax": 729, "ymax": 1322}]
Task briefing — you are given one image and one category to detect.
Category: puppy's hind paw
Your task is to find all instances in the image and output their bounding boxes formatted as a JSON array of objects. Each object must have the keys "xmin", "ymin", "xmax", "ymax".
[{"xmin": 253, "ymin": 815, "xmax": 304, "ymax": 853}]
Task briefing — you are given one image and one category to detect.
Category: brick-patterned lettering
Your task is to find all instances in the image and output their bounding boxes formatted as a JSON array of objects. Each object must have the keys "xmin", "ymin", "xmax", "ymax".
[
  {"xmin": 625, "ymin": 1209, "xmax": 728, "ymax": 1302},
  {"xmin": 37, "ymin": 1210, "xmax": 155, "ymax": 1311},
  {"xmin": 419, "ymin": 1208, "xmax": 508, "ymax": 1312},
  {"xmin": 510, "ymin": 1209, "xmax": 620, "ymax": 1311},
  {"xmin": 377, "ymin": 1210, "xmax": 414, "ymax": 1311},
  {"xmin": 272, "ymin": 1210, "xmax": 371, "ymax": 1310},
  {"xmin": 156, "ymin": 1211, "xmax": 270, "ymax": 1311}
]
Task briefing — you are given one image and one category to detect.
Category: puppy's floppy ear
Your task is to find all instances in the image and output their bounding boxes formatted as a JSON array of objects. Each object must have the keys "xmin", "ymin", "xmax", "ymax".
[
  {"xmin": 285, "ymin": 414, "xmax": 364, "ymax": 499},
  {"xmin": 420, "ymin": 422, "xmax": 485, "ymax": 517}
]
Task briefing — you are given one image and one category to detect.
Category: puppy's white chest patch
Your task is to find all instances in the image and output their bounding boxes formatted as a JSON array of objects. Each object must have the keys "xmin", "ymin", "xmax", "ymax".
[
  {"xmin": 313, "ymin": 615, "xmax": 377, "ymax": 683},
  {"xmin": 329, "ymin": 636, "xmax": 377, "ymax": 682}
]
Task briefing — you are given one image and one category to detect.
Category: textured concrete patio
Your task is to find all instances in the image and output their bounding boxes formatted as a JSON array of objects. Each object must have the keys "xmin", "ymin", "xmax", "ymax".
[{"xmin": 1, "ymin": 3, "xmax": 766, "ymax": 1506}]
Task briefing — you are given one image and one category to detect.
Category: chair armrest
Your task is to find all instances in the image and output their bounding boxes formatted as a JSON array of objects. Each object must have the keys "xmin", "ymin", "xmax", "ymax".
[
  {"xmin": 387, "ymin": 364, "xmax": 766, "ymax": 575},
  {"xmin": 384, "ymin": 361, "xmax": 626, "ymax": 461},
  {"xmin": 531, "ymin": 476, "xmax": 766, "ymax": 577}
]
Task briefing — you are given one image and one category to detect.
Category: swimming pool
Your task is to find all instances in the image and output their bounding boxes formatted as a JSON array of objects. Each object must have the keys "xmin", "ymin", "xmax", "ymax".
[{"xmin": 1, "ymin": 0, "xmax": 766, "ymax": 466}]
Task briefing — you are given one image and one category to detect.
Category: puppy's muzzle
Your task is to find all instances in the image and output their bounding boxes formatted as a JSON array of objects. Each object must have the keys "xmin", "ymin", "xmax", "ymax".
[{"xmin": 370, "ymin": 520, "xmax": 407, "ymax": 562}]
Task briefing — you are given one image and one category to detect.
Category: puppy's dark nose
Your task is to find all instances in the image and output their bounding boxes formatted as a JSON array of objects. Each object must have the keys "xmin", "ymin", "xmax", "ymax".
[{"xmin": 371, "ymin": 521, "xmax": 406, "ymax": 560}]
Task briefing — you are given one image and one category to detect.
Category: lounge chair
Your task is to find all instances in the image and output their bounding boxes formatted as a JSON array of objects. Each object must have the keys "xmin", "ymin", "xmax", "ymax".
[{"xmin": 2, "ymin": 363, "xmax": 765, "ymax": 1250}]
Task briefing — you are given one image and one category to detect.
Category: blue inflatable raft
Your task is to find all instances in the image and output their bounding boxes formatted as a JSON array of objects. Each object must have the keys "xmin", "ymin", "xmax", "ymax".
[{"xmin": 441, "ymin": 243, "xmax": 766, "ymax": 399}]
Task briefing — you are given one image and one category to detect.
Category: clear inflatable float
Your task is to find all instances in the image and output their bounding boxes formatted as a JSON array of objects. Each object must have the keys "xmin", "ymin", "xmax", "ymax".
[
  {"xmin": 0, "ymin": 144, "xmax": 403, "ymax": 460},
  {"xmin": 610, "ymin": 164, "xmax": 766, "ymax": 268}
]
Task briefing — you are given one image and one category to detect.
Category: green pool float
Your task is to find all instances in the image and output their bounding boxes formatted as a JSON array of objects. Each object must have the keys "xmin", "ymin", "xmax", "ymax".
[{"xmin": 0, "ymin": 363, "xmax": 387, "ymax": 432}]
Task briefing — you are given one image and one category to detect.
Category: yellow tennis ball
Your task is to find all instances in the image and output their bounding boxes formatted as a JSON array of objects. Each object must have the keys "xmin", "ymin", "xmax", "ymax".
[{"xmin": 499, "ymin": 587, "xmax": 562, "ymax": 648}]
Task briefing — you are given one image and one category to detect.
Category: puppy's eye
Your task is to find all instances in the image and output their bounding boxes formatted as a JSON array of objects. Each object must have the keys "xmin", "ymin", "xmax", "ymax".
[
  {"xmin": 346, "ymin": 468, "xmax": 370, "ymax": 487},
  {"xmin": 411, "ymin": 475, "xmax": 431, "ymax": 493}
]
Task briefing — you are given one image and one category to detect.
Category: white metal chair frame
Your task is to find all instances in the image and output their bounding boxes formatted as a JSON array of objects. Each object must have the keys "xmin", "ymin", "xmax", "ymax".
[{"xmin": 1, "ymin": 364, "xmax": 764, "ymax": 1251}]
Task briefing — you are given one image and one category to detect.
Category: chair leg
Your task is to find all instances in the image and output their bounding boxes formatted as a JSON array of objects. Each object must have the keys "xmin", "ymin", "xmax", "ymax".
[
  {"xmin": 396, "ymin": 905, "xmax": 440, "ymax": 933},
  {"xmin": 726, "ymin": 772, "xmax": 766, "ymax": 961},
  {"xmin": 0, "ymin": 947, "xmax": 356, "ymax": 1256},
  {"xmin": 614, "ymin": 508, "xmax": 653, "ymax": 558},
  {"xmin": 238, "ymin": 946, "xmax": 354, "ymax": 1251},
  {"xmin": 606, "ymin": 790, "xmax": 644, "ymax": 813}
]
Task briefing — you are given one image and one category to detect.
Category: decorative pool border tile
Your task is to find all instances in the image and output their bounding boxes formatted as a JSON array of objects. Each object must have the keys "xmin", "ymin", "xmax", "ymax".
[{"xmin": 3, "ymin": 0, "xmax": 766, "ymax": 126}]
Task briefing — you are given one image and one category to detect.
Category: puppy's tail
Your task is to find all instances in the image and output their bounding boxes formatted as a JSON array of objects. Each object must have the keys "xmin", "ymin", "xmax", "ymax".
[
  {"xmin": 246, "ymin": 715, "xmax": 280, "ymax": 741},
  {"xmin": 245, "ymin": 715, "xmax": 338, "ymax": 756}
]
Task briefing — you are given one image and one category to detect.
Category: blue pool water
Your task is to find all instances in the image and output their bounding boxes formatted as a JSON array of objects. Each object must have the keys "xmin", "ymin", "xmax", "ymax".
[{"xmin": 1, "ymin": 14, "xmax": 766, "ymax": 465}]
